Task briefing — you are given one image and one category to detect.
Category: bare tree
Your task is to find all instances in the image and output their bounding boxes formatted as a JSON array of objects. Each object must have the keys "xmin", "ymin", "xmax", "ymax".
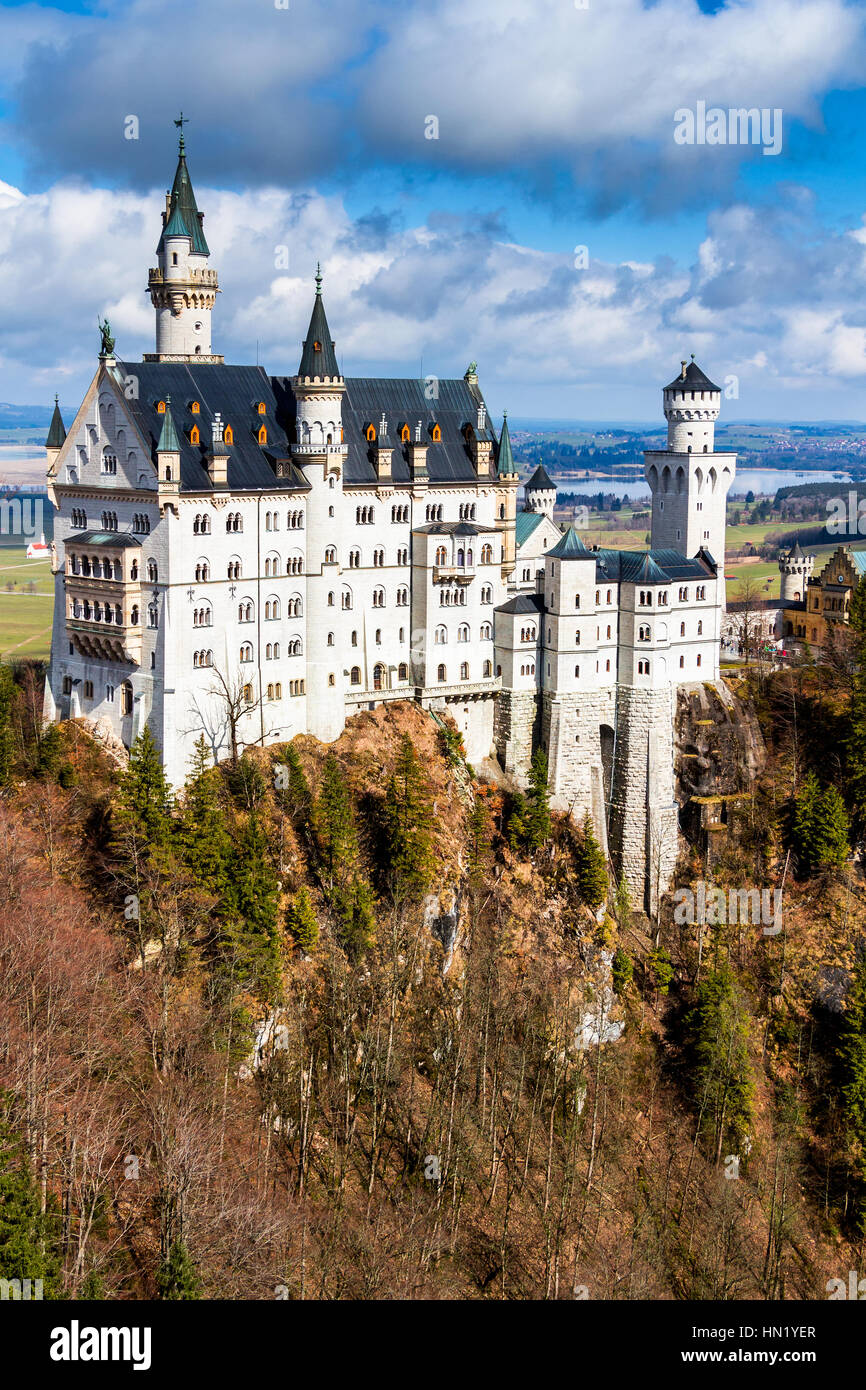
[{"xmin": 183, "ymin": 663, "xmax": 271, "ymax": 767}]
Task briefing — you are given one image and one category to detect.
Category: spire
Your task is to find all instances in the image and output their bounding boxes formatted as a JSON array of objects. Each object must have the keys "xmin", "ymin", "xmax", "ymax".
[
  {"xmin": 496, "ymin": 412, "xmax": 516, "ymax": 477},
  {"xmin": 157, "ymin": 123, "xmax": 209, "ymax": 256},
  {"xmin": 547, "ymin": 527, "xmax": 589, "ymax": 559},
  {"xmin": 157, "ymin": 396, "xmax": 180, "ymax": 453},
  {"xmin": 297, "ymin": 266, "xmax": 341, "ymax": 379},
  {"xmin": 45, "ymin": 395, "xmax": 66, "ymax": 449}
]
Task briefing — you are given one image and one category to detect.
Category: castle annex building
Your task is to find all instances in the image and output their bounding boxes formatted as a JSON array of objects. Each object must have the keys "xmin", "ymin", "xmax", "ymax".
[{"xmin": 43, "ymin": 135, "xmax": 735, "ymax": 907}]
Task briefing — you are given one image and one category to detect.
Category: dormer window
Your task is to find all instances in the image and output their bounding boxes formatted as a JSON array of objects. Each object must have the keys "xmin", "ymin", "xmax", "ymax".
[
  {"xmin": 256, "ymin": 401, "xmax": 266, "ymax": 415},
  {"xmin": 400, "ymin": 424, "xmax": 411, "ymax": 442},
  {"xmin": 189, "ymin": 424, "xmax": 200, "ymax": 445},
  {"xmin": 190, "ymin": 401, "xmax": 200, "ymax": 414},
  {"xmin": 431, "ymin": 423, "xmax": 441, "ymax": 442},
  {"xmin": 156, "ymin": 400, "xmax": 166, "ymax": 414},
  {"xmin": 224, "ymin": 425, "xmax": 233, "ymax": 445},
  {"xmin": 313, "ymin": 341, "xmax": 322, "ymax": 353},
  {"xmin": 258, "ymin": 425, "xmax": 268, "ymax": 445},
  {"xmin": 365, "ymin": 424, "xmax": 377, "ymax": 442}
]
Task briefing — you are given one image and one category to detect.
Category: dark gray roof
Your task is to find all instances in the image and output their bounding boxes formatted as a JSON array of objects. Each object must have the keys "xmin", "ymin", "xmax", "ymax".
[
  {"xmin": 116, "ymin": 360, "xmax": 305, "ymax": 493},
  {"xmin": 416, "ymin": 521, "xmax": 484, "ymax": 536},
  {"xmin": 527, "ymin": 464, "xmax": 555, "ymax": 491},
  {"xmin": 496, "ymin": 592, "xmax": 545, "ymax": 615},
  {"xmin": 73, "ymin": 531, "xmax": 142, "ymax": 548},
  {"xmin": 272, "ymin": 374, "xmax": 494, "ymax": 487},
  {"xmin": 46, "ymin": 396, "xmax": 66, "ymax": 449},
  {"xmin": 664, "ymin": 358, "xmax": 721, "ymax": 393},
  {"xmin": 297, "ymin": 273, "xmax": 341, "ymax": 379}
]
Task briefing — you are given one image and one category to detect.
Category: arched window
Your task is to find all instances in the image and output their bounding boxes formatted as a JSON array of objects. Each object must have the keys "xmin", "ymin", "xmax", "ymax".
[
  {"xmin": 130, "ymin": 604, "xmax": 139, "ymax": 625},
  {"xmin": 224, "ymin": 425, "xmax": 234, "ymax": 445},
  {"xmin": 437, "ymin": 664, "xmax": 446, "ymax": 683},
  {"xmin": 287, "ymin": 636, "xmax": 303, "ymax": 656},
  {"xmin": 697, "ymin": 620, "xmax": 703, "ymax": 635},
  {"xmin": 349, "ymin": 548, "xmax": 360, "ymax": 568},
  {"xmin": 396, "ymin": 587, "xmax": 408, "ymax": 606},
  {"xmin": 148, "ymin": 559, "xmax": 159, "ymax": 583},
  {"xmin": 350, "ymin": 666, "xmax": 362, "ymax": 686},
  {"xmin": 435, "ymin": 546, "xmax": 447, "ymax": 566},
  {"xmin": 460, "ymin": 662, "xmax": 469, "ymax": 680},
  {"xmin": 227, "ymin": 558, "xmax": 242, "ymax": 580},
  {"xmin": 431, "ymin": 423, "xmax": 441, "ymax": 442},
  {"xmin": 342, "ymin": 588, "xmax": 352, "ymax": 610},
  {"xmin": 480, "ymin": 622, "xmax": 492, "ymax": 640},
  {"xmin": 435, "ymin": 625, "xmax": 447, "ymax": 644},
  {"xmin": 240, "ymin": 644, "xmax": 253, "ymax": 663},
  {"xmin": 373, "ymin": 663, "xmax": 387, "ymax": 691},
  {"xmin": 483, "ymin": 660, "xmax": 492, "ymax": 677},
  {"xmin": 366, "ymin": 423, "xmax": 377, "ymax": 442},
  {"xmin": 287, "ymin": 594, "xmax": 303, "ymax": 618},
  {"xmin": 680, "ymin": 621, "xmax": 686, "ymax": 637},
  {"xmin": 372, "ymin": 587, "xmax": 385, "ymax": 608},
  {"xmin": 258, "ymin": 425, "xmax": 267, "ymax": 445},
  {"xmin": 190, "ymin": 425, "xmax": 200, "ymax": 446},
  {"xmin": 398, "ymin": 662, "xmax": 409, "ymax": 681},
  {"xmin": 265, "ymin": 597, "xmax": 280, "ymax": 621},
  {"xmin": 481, "ymin": 544, "xmax": 493, "ymax": 564},
  {"xmin": 457, "ymin": 624, "xmax": 469, "ymax": 642},
  {"xmin": 238, "ymin": 600, "xmax": 254, "ymax": 622},
  {"xmin": 324, "ymin": 546, "xmax": 337, "ymax": 564}
]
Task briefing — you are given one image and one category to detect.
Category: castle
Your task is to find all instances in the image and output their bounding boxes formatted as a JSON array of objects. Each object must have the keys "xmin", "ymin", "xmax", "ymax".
[{"xmin": 43, "ymin": 133, "xmax": 734, "ymax": 908}]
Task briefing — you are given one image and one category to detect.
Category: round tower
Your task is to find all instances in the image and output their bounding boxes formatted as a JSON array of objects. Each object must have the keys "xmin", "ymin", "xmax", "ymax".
[
  {"xmin": 524, "ymin": 463, "xmax": 557, "ymax": 520},
  {"xmin": 291, "ymin": 266, "xmax": 348, "ymax": 744},
  {"xmin": 663, "ymin": 355, "xmax": 721, "ymax": 454},
  {"xmin": 146, "ymin": 121, "xmax": 222, "ymax": 364},
  {"xmin": 778, "ymin": 539, "xmax": 814, "ymax": 604}
]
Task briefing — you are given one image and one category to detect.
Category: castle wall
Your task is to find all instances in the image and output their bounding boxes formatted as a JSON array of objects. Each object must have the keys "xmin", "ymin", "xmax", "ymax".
[{"xmin": 607, "ymin": 684, "xmax": 679, "ymax": 913}]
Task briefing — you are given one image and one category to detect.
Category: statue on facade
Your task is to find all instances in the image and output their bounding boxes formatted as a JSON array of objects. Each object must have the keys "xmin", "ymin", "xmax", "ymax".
[{"xmin": 98, "ymin": 317, "xmax": 115, "ymax": 357}]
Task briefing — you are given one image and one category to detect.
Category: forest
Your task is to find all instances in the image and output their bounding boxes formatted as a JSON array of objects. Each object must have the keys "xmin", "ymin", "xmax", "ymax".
[{"xmin": 0, "ymin": 641, "xmax": 865, "ymax": 1301}]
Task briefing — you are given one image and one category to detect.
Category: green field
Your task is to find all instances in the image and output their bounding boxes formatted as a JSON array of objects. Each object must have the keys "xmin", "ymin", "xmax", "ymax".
[{"xmin": 0, "ymin": 547, "xmax": 54, "ymax": 661}]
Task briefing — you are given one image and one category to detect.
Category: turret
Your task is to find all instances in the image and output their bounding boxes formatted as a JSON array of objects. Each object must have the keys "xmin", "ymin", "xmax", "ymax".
[
  {"xmin": 779, "ymin": 538, "xmax": 814, "ymax": 603},
  {"xmin": 146, "ymin": 119, "xmax": 222, "ymax": 364},
  {"xmin": 156, "ymin": 396, "xmax": 181, "ymax": 515},
  {"xmin": 45, "ymin": 395, "xmax": 66, "ymax": 475},
  {"xmin": 524, "ymin": 463, "xmax": 556, "ymax": 520},
  {"xmin": 496, "ymin": 412, "xmax": 520, "ymax": 579}
]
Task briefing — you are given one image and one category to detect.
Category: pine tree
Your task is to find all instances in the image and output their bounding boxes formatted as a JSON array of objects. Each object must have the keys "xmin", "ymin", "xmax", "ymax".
[
  {"xmin": 505, "ymin": 792, "xmax": 528, "ymax": 853},
  {"xmin": 223, "ymin": 813, "xmax": 282, "ymax": 1001},
  {"xmin": 574, "ymin": 815, "xmax": 609, "ymax": 909},
  {"xmin": 687, "ymin": 955, "xmax": 754, "ymax": 1159},
  {"xmin": 179, "ymin": 737, "xmax": 234, "ymax": 898},
  {"xmin": 287, "ymin": 886, "xmax": 319, "ymax": 952},
  {"xmin": 315, "ymin": 753, "xmax": 359, "ymax": 894},
  {"xmin": 0, "ymin": 1111, "xmax": 61, "ymax": 1295},
  {"xmin": 792, "ymin": 774, "xmax": 849, "ymax": 874},
  {"xmin": 611, "ymin": 946, "xmax": 633, "ymax": 997},
  {"xmin": 850, "ymin": 576, "xmax": 866, "ymax": 641},
  {"xmin": 382, "ymin": 735, "xmax": 435, "ymax": 901},
  {"xmin": 839, "ymin": 952, "xmax": 866, "ymax": 1225},
  {"xmin": 816, "ymin": 784, "xmax": 850, "ymax": 868},
  {"xmin": 337, "ymin": 877, "xmax": 376, "ymax": 958},
  {"xmin": 466, "ymin": 797, "xmax": 493, "ymax": 895},
  {"xmin": 525, "ymin": 750, "xmax": 551, "ymax": 851},
  {"xmin": 0, "ymin": 664, "xmax": 16, "ymax": 787},
  {"xmin": 277, "ymin": 744, "xmax": 312, "ymax": 825},
  {"xmin": 845, "ymin": 673, "xmax": 866, "ymax": 835},
  {"xmin": 116, "ymin": 726, "xmax": 172, "ymax": 847},
  {"xmin": 156, "ymin": 1240, "xmax": 201, "ymax": 1300}
]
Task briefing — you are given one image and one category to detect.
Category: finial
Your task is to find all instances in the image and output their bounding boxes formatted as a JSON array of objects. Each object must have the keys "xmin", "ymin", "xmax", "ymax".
[
  {"xmin": 315, "ymin": 262, "xmax": 322, "ymax": 296},
  {"xmin": 165, "ymin": 394, "xmax": 171, "ymax": 407},
  {"xmin": 174, "ymin": 112, "xmax": 188, "ymax": 155},
  {"xmin": 54, "ymin": 394, "xmax": 59, "ymax": 405},
  {"xmin": 503, "ymin": 409, "xmax": 508, "ymax": 420},
  {"xmin": 691, "ymin": 352, "xmax": 695, "ymax": 361}
]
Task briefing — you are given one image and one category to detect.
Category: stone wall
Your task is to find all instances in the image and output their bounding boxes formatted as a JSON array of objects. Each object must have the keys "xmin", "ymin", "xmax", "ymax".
[
  {"xmin": 607, "ymin": 684, "xmax": 679, "ymax": 914},
  {"xmin": 494, "ymin": 687, "xmax": 538, "ymax": 781}
]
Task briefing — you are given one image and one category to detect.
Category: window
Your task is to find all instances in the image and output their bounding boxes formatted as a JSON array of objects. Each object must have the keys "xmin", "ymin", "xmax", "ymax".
[
  {"xmin": 457, "ymin": 624, "xmax": 470, "ymax": 642},
  {"xmin": 437, "ymin": 664, "xmax": 446, "ymax": 682},
  {"xmin": 287, "ymin": 595, "xmax": 303, "ymax": 618},
  {"xmin": 679, "ymin": 654, "xmax": 684, "ymax": 668},
  {"xmin": 350, "ymin": 666, "xmax": 362, "ymax": 686},
  {"xmin": 373, "ymin": 548, "xmax": 384, "ymax": 567},
  {"xmin": 240, "ymin": 644, "xmax": 253, "ymax": 663},
  {"xmin": 373, "ymin": 664, "xmax": 386, "ymax": 691},
  {"xmin": 575, "ymin": 595, "xmax": 580, "ymax": 609},
  {"xmin": 130, "ymin": 604, "xmax": 139, "ymax": 625},
  {"xmin": 287, "ymin": 510, "xmax": 304, "ymax": 529},
  {"xmin": 84, "ymin": 680, "xmax": 94, "ymax": 700},
  {"xmin": 680, "ymin": 621, "xmax": 686, "ymax": 637},
  {"xmin": 351, "ymin": 630, "xmax": 358, "ymax": 647},
  {"xmin": 324, "ymin": 546, "xmax": 337, "ymax": 564},
  {"xmin": 398, "ymin": 663, "xmax": 409, "ymax": 681},
  {"xmin": 696, "ymin": 653, "xmax": 702, "ymax": 667},
  {"xmin": 697, "ymin": 620, "xmax": 703, "ymax": 635},
  {"xmin": 431, "ymin": 423, "xmax": 441, "ymax": 442},
  {"xmin": 100, "ymin": 511, "xmax": 118, "ymax": 531},
  {"xmin": 328, "ymin": 674, "xmax": 336, "ymax": 687},
  {"xmin": 265, "ymin": 598, "xmax": 281, "ymax": 620},
  {"xmin": 696, "ymin": 585, "xmax": 706, "ymax": 601},
  {"xmin": 481, "ymin": 585, "xmax": 492, "ymax": 604},
  {"xmin": 327, "ymin": 591, "xmax": 335, "ymax": 607},
  {"xmin": 372, "ymin": 587, "xmax": 385, "ymax": 608},
  {"xmin": 396, "ymin": 587, "xmax": 408, "ymax": 606},
  {"xmin": 189, "ymin": 425, "xmax": 200, "ymax": 446},
  {"xmin": 238, "ymin": 600, "xmax": 254, "ymax": 622},
  {"xmin": 348, "ymin": 548, "xmax": 360, "ymax": 568},
  {"xmin": 397, "ymin": 547, "xmax": 408, "ymax": 565},
  {"xmin": 258, "ymin": 425, "xmax": 267, "ymax": 445},
  {"xmin": 148, "ymin": 559, "xmax": 159, "ymax": 582},
  {"xmin": 574, "ymin": 665, "xmax": 580, "ymax": 678},
  {"xmin": 194, "ymin": 513, "xmax": 211, "ymax": 535},
  {"xmin": 226, "ymin": 512, "xmax": 242, "ymax": 533},
  {"xmin": 147, "ymin": 603, "xmax": 158, "ymax": 628},
  {"xmin": 287, "ymin": 637, "xmax": 303, "ymax": 656},
  {"xmin": 194, "ymin": 561, "xmax": 208, "ymax": 583},
  {"xmin": 227, "ymin": 559, "xmax": 242, "ymax": 579},
  {"xmin": 480, "ymin": 622, "xmax": 492, "ymax": 640},
  {"xmin": 327, "ymin": 632, "xmax": 334, "ymax": 647},
  {"xmin": 482, "ymin": 545, "xmax": 494, "ymax": 564},
  {"xmin": 435, "ymin": 546, "xmax": 447, "ymax": 566},
  {"xmin": 356, "ymin": 506, "xmax": 375, "ymax": 525},
  {"xmin": 101, "ymin": 450, "xmax": 117, "ymax": 475},
  {"xmin": 243, "ymin": 684, "xmax": 253, "ymax": 703},
  {"xmin": 460, "ymin": 662, "xmax": 469, "ymax": 680},
  {"xmin": 71, "ymin": 508, "xmax": 87, "ymax": 529},
  {"xmin": 256, "ymin": 401, "xmax": 267, "ymax": 415}
]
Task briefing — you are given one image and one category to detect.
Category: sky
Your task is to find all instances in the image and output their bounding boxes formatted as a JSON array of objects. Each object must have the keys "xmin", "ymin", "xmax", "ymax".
[{"xmin": 2, "ymin": 0, "xmax": 866, "ymax": 421}]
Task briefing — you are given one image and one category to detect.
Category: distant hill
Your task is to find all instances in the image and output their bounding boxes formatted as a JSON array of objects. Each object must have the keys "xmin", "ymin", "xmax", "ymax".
[{"xmin": 0, "ymin": 402, "xmax": 58, "ymax": 429}]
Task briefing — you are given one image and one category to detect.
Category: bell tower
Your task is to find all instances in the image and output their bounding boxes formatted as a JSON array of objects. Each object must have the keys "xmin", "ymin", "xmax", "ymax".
[{"xmin": 145, "ymin": 116, "xmax": 223, "ymax": 364}]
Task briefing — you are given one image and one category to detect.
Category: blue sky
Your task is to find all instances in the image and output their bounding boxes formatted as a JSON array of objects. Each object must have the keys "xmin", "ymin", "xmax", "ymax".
[{"xmin": 2, "ymin": 0, "xmax": 866, "ymax": 421}]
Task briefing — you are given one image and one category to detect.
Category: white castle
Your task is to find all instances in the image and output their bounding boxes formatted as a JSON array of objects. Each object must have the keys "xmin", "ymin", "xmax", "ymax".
[{"xmin": 43, "ymin": 134, "xmax": 734, "ymax": 907}]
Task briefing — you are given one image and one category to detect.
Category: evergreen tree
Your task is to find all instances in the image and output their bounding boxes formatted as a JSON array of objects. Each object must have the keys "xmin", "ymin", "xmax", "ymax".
[
  {"xmin": 179, "ymin": 737, "xmax": 234, "ymax": 898},
  {"xmin": 611, "ymin": 946, "xmax": 633, "ymax": 997},
  {"xmin": 792, "ymin": 774, "xmax": 849, "ymax": 874},
  {"xmin": 223, "ymin": 814, "xmax": 282, "ymax": 1000},
  {"xmin": 277, "ymin": 744, "xmax": 312, "ymax": 825},
  {"xmin": 287, "ymin": 886, "xmax": 319, "ymax": 952},
  {"xmin": 816, "ymin": 785, "xmax": 850, "ymax": 869},
  {"xmin": 687, "ymin": 955, "xmax": 754, "ymax": 1159},
  {"xmin": 845, "ymin": 674, "xmax": 866, "ymax": 835},
  {"xmin": 382, "ymin": 735, "xmax": 435, "ymax": 901},
  {"xmin": 337, "ymin": 877, "xmax": 376, "ymax": 958},
  {"xmin": 315, "ymin": 754, "xmax": 359, "ymax": 894},
  {"xmin": 505, "ymin": 792, "xmax": 528, "ymax": 853},
  {"xmin": 116, "ymin": 726, "xmax": 172, "ymax": 847},
  {"xmin": 0, "ymin": 664, "xmax": 15, "ymax": 787},
  {"xmin": 574, "ymin": 815, "xmax": 609, "ymax": 909},
  {"xmin": 156, "ymin": 1240, "xmax": 201, "ymax": 1300},
  {"xmin": 466, "ymin": 797, "xmax": 493, "ymax": 895},
  {"xmin": 0, "ymin": 1111, "xmax": 61, "ymax": 1296},
  {"xmin": 525, "ymin": 750, "xmax": 551, "ymax": 851},
  {"xmin": 850, "ymin": 576, "xmax": 866, "ymax": 641},
  {"xmin": 839, "ymin": 951, "xmax": 866, "ymax": 1226}
]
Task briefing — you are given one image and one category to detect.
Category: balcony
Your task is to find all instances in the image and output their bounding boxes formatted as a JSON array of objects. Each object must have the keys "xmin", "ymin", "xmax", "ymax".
[{"xmin": 433, "ymin": 563, "xmax": 475, "ymax": 584}]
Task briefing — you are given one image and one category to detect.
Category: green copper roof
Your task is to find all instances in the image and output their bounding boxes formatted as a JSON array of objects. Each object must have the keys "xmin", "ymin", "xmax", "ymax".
[
  {"xmin": 297, "ymin": 266, "xmax": 341, "ymax": 378},
  {"xmin": 157, "ymin": 397, "xmax": 180, "ymax": 453},
  {"xmin": 515, "ymin": 510, "xmax": 545, "ymax": 548},
  {"xmin": 547, "ymin": 526, "xmax": 590, "ymax": 560},
  {"xmin": 45, "ymin": 395, "xmax": 66, "ymax": 449},
  {"xmin": 496, "ymin": 413, "xmax": 516, "ymax": 476},
  {"xmin": 157, "ymin": 146, "xmax": 210, "ymax": 256}
]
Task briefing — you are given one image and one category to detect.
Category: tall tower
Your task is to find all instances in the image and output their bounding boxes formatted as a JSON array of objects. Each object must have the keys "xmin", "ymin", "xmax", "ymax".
[
  {"xmin": 643, "ymin": 357, "xmax": 735, "ymax": 568},
  {"xmin": 778, "ymin": 538, "xmax": 814, "ymax": 603},
  {"xmin": 146, "ymin": 120, "xmax": 222, "ymax": 363},
  {"xmin": 291, "ymin": 267, "xmax": 347, "ymax": 742}
]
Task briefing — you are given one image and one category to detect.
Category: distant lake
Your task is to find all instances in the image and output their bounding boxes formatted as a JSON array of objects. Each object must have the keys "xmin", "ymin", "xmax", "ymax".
[{"xmin": 544, "ymin": 467, "xmax": 852, "ymax": 503}]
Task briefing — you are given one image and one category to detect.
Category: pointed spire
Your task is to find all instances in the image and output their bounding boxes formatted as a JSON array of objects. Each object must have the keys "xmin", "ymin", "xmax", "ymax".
[
  {"xmin": 297, "ymin": 265, "xmax": 341, "ymax": 379},
  {"xmin": 158, "ymin": 122, "xmax": 209, "ymax": 256},
  {"xmin": 45, "ymin": 395, "xmax": 66, "ymax": 449},
  {"xmin": 157, "ymin": 396, "xmax": 180, "ymax": 453},
  {"xmin": 496, "ymin": 412, "xmax": 516, "ymax": 477}
]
